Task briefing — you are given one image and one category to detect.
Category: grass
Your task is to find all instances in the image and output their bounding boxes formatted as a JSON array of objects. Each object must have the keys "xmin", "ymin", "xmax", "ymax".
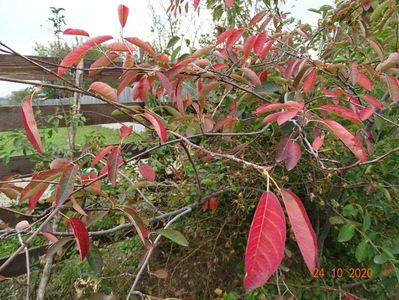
[{"xmin": 0, "ymin": 125, "xmax": 125, "ymax": 157}]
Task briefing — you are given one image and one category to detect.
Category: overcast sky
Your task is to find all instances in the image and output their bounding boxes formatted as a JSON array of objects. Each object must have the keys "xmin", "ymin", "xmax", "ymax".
[{"xmin": 0, "ymin": 0, "xmax": 333, "ymax": 97}]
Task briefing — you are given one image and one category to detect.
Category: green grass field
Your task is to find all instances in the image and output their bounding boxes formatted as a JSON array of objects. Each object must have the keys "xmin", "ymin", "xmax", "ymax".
[{"xmin": 0, "ymin": 125, "xmax": 124, "ymax": 157}]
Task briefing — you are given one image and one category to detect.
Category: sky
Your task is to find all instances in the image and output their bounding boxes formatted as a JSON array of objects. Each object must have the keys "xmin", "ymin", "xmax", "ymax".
[{"xmin": 0, "ymin": 0, "xmax": 333, "ymax": 97}]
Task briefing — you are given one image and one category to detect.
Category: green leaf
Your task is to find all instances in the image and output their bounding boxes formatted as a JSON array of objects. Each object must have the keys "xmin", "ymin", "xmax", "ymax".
[
  {"xmin": 55, "ymin": 164, "xmax": 79, "ymax": 206},
  {"xmin": 343, "ymin": 204, "xmax": 356, "ymax": 217},
  {"xmin": 338, "ymin": 223, "xmax": 355, "ymax": 242},
  {"xmin": 157, "ymin": 229, "xmax": 188, "ymax": 247},
  {"xmin": 363, "ymin": 211, "xmax": 371, "ymax": 230},
  {"xmin": 374, "ymin": 253, "xmax": 389, "ymax": 264},
  {"xmin": 391, "ymin": 243, "xmax": 399, "ymax": 255},
  {"xmin": 356, "ymin": 241, "xmax": 371, "ymax": 262},
  {"xmin": 87, "ymin": 244, "xmax": 103, "ymax": 274},
  {"xmin": 329, "ymin": 216, "xmax": 345, "ymax": 225},
  {"xmin": 167, "ymin": 36, "xmax": 180, "ymax": 48}
]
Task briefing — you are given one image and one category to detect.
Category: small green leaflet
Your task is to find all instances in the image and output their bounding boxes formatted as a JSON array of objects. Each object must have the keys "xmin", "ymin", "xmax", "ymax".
[
  {"xmin": 338, "ymin": 223, "xmax": 355, "ymax": 242},
  {"xmin": 157, "ymin": 229, "xmax": 188, "ymax": 247}
]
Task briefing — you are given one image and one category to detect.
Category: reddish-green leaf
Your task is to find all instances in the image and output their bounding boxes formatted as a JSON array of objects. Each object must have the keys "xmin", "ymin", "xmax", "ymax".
[
  {"xmin": 117, "ymin": 4, "xmax": 129, "ymax": 28},
  {"xmin": 323, "ymin": 119, "xmax": 367, "ymax": 161},
  {"xmin": 20, "ymin": 169, "xmax": 62, "ymax": 201},
  {"xmin": 89, "ymin": 82, "xmax": 117, "ymax": 102},
  {"xmin": 366, "ymin": 38, "xmax": 384, "ymax": 61},
  {"xmin": 91, "ymin": 145, "xmax": 114, "ymax": 166},
  {"xmin": 21, "ymin": 94, "xmax": 43, "ymax": 153},
  {"xmin": 156, "ymin": 71, "xmax": 172, "ymax": 96},
  {"xmin": 320, "ymin": 104, "xmax": 362, "ymax": 124},
  {"xmin": 69, "ymin": 218, "xmax": 90, "ymax": 259},
  {"xmin": 253, "ymin": 101, "xmax": 304, "ymax": 115},
  {"xmin": 259, "ymin": 40, "xmax": 275, "ymax": 60},
  {"xmin": 280, "ymin": 189, "xmax": 317, "ymax": 274},
  {"xmin": 376, "ymin": 52, "xmax": 399, "ymax": 72},
  {"xmin": 303, "ymin": 69, "xmax": 317, "ymax": 93},
  {"xmin": 55, "ymin": 164, "xmax": 79, "ymax": 207},
  {"xmin": 244, "ymin": 192, "xmax": 286, "ymax": 291},
  {"xmin": 88, "ymin": 52, "xmax": 119, "ymax": 77},
  {"xmin": 125, "ymin": 37, "xmax": 155, "ymax": 56},
  {"xmin": 107, "ymin": 42, "xmax": 135, "ymax": 52},
  {"xmin": 50, "ymin": 158, "xmax": 71, "ymax": 170},
  {"xmin": 58, "ymin": 35, "xmax": 113, "ymax": 76},
  {"xmin": 63, "ymin": 28, "xmax": 90, "ymax": 37},
  {"xmin": 152, "ymin": 269, "xmax": 168, "ymax": 279},
  {"xmin": 384, "ymin": 74, "xmax": 399, "ymax": 103},
  {"xmin": 143, "ymin": 112, "xmax": 168, "ymax": 142},
  {"xmin": 107, "ymin": 146, "xmax": 121, "ymax": 186},
  {"xmin": 124, "ymin": 207, "xmax": 150, "ymax": 248},
  {"xmin": 241, "ymin": 67, "xmax": 261, "ymax": 86},
  {"xmin": 138, "ymin": 163, "xmax": 156, "ymax": 181}
]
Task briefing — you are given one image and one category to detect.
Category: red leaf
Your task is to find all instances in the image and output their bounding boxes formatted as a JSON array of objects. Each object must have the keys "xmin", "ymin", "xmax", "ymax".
[
  {"xmin": 91, "ymin": 145, "xmax": 114, "ymax": 166},
  {"xmin": 55, "ymin": 164, "xmax": 79, "ymax": 207},
  {"xmin": 132, "ymin": 77, "xmax": 150, "ymax": 101},
  {"xmin": 358, "ymin": 107, "xmax": 375, "ymax": 121},
  {"xmin": 89, "ymin": 82, "xmax": 117, "ymax": 102},
  {"xmin": 156, "ymin": 71, "xmax": 172, "ymax": 96},
  {"xmin": 248, "ymin": 11, "xmax": 267, "ymax": 28},
  {"xmin": 366, "ymin": 38, "xmax": 384, "ymax": 61},
  {"xmin": 312, "ymin": 134, "xmax": 325, "ymax": 152},
  {"xmin": 323, "ymin": 119, "xmax": 367, "ymax": 161},
  {"xmin": 119, "ymin": 124, "xmax": 133, "ymax": 139},
  {"xmin": 88, "ymin": 52, "xmax": 119, "ymax": 77},
  {"xmin": 303, "ymin": 69, "xmax": 317, "ymax": 93},
  {"xmin": 69, "ymin": 218, "xmax": 90, "ymax": 259},
  {"xmin": 117, "ymin": 71, "xmax": 138, "ymax": 96},
  {"xmin": 244, "ymin": 192, "xmax": 286, "ymax": 291},
  {"xmin": 118, "ymin": 4, "xmax": 129, "ymax": 28},
  {"xmin": 320, "ymin": 104, "xmax": 362, "ymax": 124},
  {"xmin": 125, "ymin": 37, "xmax": 155, "ymax": 56},
  {"xmin": 357, "ymin": 71, "xmax": 373, "ymax": 91},
  {"xmin": 243, "ymin": 35, "xmax": 256, "ymax": 58},
  {"xmin": 194, "ymin": 0, "xmax": 200, "ymax": 10},
  {"xmin": 359, "ymin": 94, "xmax": 382, "ymax": 109},
  {"xmin": 275, "ymin": 137, "xmax": 301, "ymax": 171},
  {"xmin": 63, "ymin": 28, "xmax": 90, "ymax": 37},
  {"xmin": 259, "ymin": 40, "xmax": 275, "ymax": 60},
  {"xmin": 225, "ymin": 0, "xmax": 233, "ymax": 8},
  {"xmin": 280, "ymin": 189, "xmax": 317, "ymax": 274},
  {"xmin": 107, "ymin": 146, "xmax": 121, "ymax": 186},
  {"xmin": 58, "ymin": 35, "xmax": 113, "ymax": 76},
  {"xmin": 226, "ymin": 28, "xmax": 245, "ymax": 49},
  {"xmin": 241, "ymin": 67, "xmax": 261, "ymax": 86},
  {"xmin": 138, "ymin": 163, "xmax": 156, "ymax": 181},
  {"xmin": 107, "ymin": 42, "xmax": 135, "ymax": 52},
  {"xmin": 21, "ymin": 94, "xmax": 43, "ymax": 153},
  {"xmin": 215, "ymin": 28, "xmax": 236, "ymax": 46},
  {"xmin": 253, "ymin": 32, "xmax": 267, "ymax": 55},
  {"xmin": 209, "ymin": 197, "xmax": 218, "ymax": 213},
  {"xmin": 276, "ymin": 109, "xmax": 299, "ymax": 125},
  {"xmin": 143, "ymin": 112, "xmax": 168, "ymax": 142}
]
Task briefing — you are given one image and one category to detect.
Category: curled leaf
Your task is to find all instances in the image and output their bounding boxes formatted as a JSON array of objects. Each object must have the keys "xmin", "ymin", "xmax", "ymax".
[
  {"xmin": 143, "ymin": 112, "xmax": 168, "ymax": 142},
  {"xmin": 21, "ymin": 94, "xmax": 43, "ymax": 153},
  {"xmin": 89, "ymin": 82, "xmax": 117, "ymax": 102},
  {"xmin": 118, "ymin": 4, "xmax": 129, "ymax": 28}
]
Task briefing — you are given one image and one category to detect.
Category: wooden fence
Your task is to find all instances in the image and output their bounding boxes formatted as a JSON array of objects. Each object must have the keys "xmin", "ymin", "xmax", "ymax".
[{"xmin": 0, "ymin": 54, "xmax": 142, "ymax": 177}]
